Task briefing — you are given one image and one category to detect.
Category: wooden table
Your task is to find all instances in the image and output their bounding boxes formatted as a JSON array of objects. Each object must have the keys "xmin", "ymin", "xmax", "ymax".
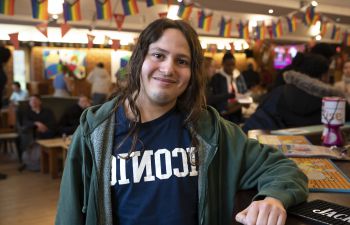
[
  {"xmin": 232, "ymin": 160, "xmax": 350, "ymax": 225},
  {"xmin": 37, "ymin": 137, "xmax": 70, "ymax": 179}
]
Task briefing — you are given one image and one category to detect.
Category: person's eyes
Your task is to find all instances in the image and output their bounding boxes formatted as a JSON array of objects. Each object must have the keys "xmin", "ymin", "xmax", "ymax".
[
  {"xmin": 151, "ymin": 53, "xmax": 165, "ymax": 60},
  {"xmin": 177, "ymin": 58, "xmax": 190, "ymax": 66}
]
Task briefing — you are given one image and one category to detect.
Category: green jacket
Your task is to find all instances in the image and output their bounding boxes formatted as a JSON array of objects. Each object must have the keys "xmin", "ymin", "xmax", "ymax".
[{"xmin": 55, "ymin": 97, "xmax": 308, "ymax": 225}]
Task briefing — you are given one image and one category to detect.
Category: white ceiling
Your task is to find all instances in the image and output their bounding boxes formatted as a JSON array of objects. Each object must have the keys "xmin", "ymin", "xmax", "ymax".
[{"xmin": 0, "ymin": 0, "xmax": 349, "ymax": 42}]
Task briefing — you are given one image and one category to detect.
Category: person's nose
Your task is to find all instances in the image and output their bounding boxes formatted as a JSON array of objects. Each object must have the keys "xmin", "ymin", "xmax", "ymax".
[{"xmin": 159, "ymin": 58, "xmax": 174, "ymax": 76}]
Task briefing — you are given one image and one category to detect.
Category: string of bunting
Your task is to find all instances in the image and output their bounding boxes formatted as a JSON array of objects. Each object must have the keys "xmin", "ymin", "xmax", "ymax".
[{"xmin": 1, "ymin": 0, "xmax": 350, "ymax": 50}]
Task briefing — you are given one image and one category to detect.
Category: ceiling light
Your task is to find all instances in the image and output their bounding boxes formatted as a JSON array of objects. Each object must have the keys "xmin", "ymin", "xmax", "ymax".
[
  {"xmin": 48, "ymin": 0, "xmax": 63, "ymax": 15},
  {"xmin": 268, "ymin": 9, "xmax": 273, "ymax": 14},
  {"xmin": 315, "ymin": 35, "xmax": 322, "ymax": 41},
  {"xmin": 311, "ymin": 1, "xmax": 318, "ymax": 7}
]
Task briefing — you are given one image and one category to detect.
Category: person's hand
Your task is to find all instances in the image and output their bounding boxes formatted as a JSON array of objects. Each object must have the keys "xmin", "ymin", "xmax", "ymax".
[
  {"xmin": 34, "ymin": 121, "xmax": 48, "ymax": 133},
  {"xmin": 235, "ymin": 197, "xmax": 287, "ymax": 225}
]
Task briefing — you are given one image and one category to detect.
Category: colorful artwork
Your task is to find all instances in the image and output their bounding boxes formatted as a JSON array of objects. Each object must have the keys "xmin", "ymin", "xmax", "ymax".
[
  {"xmin": 43, "ymin": 49, "xmax": 87, "ymax": 80},
  {"xmin": 111, "ymin": 50, "xmax": 131, "ymax": 83}
]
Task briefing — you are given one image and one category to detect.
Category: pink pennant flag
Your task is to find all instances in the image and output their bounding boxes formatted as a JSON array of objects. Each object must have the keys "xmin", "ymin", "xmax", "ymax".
[
  {"xmin": 60, "ymin": 23, "xmax": 71, "ymax": 38},
  {"xmin": 9, "ymin": 32, "xmax": 19, "ymax": 49},
  {"xmin": 114, "ymin": 14, "xmax": 125, "ymax": 31},
  {"xmin": 36, "ymin": 23, "xmax": 48, "ymax": 38},
  {"xmin": 87, "ymin": 34, "xmax": 95, "ymax": 49},
  {"xmin": 111, "ymin": 39, "xmax": 120, "ymax": 51},
  {"xmin": 158, "ymin": 12, "xmax": 167, "ymax": 18}
]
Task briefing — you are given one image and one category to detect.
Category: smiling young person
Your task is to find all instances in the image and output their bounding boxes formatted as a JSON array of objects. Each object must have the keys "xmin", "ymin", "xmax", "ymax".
[{"xmin": 55, "ymin": 18, "xmax": 308, "ymax": 225}]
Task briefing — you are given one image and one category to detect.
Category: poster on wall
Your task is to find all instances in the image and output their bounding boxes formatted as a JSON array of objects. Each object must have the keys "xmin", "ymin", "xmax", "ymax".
[
  {"xmin": 43, "ymin": 49, "xmax": 87, "ymax": 80},
  {"xmin": 111, "ymin": 50, "xmax": 132, "ymax": 83}
]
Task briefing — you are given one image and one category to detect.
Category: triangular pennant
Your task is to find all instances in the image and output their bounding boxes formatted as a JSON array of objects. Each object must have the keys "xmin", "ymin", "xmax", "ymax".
[
  {"xmin": 60, "ymin": 23, "xmax": 71, "ymax": 38},
  {"xmin": 113, "ymin": 14, "xmax": 125, "ymax": 31},
  {"xmin": 158, "ymin": 12, "xmax": 168, "ymax": 18},
  {"xmin": 36, "ymin": 23, "xmax": 48, "ymax": 38},
  {"xmin": 87, "ymin": 34, "xmax": 95, "ymax": 49},
  {"xmin": 63, "ymin": 0, "xmax": 82, "ymax": 22},
  {"xmin": 9, "ymin": 32, "xmax": 19, "ymax": 49},
  {"xmin": 111, "ymin": 39, "xmax": 120, "ymax": 51}
]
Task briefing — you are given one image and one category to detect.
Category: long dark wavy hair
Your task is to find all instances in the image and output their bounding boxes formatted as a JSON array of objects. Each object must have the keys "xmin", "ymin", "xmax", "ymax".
[{"xmin": 111, "ymin": 18, "xmax": 206, "ymax": 162}]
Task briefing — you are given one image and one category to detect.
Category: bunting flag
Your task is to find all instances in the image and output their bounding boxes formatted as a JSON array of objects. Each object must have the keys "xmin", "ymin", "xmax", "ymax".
[
  {"xmin": 267, "ymin": 25, "xmax": 274, "ymax": 39},
  {"xmin": 237, "ymin": 20, "xmax": 249, "ymax": 40},
  {"xmin": 121, "ymin": 0, "xmax": 139, "ymax": 16},
  {"xmin": 331, "ymin": 25, "xmax": 339, "ymax": 40},
  {"xmin": 63, "ymin": 0, "xmax": 81, "ymax": 21},
  {"xmin": 286, "ymin": 15, "xmax": 297, "ymax": 32},
  {"xmin": 31, "ymin": 0, "xmax": 49, "ymax": 20},
  {"xmin": 36, "ymin": 22, "xmax": 48, "ymax": 38},
  {"xmin": 158, "ymin": 12, "xmax": 168, "ymax": 18},
  {"xmin": 311, "ymin": 13, "xmax": 320, "ymax": 25},
  {"xmin": 272, "ymin": 20, "xmax": 283, "ymax": 38},
  {"xmin": 111, "ymin": 39, "xmax": 120, "ymax": 51},
  {"xmin": 219, "ymin": 17, "xmax": 231, "ymax": 37},
  {"xmin": 197, "ymin": 10, "xmax": 212, "ymax": 32},
  {"xmin": 9, "ymin": 32, "xmax": 19, "ymax": 49},
  {"xmin": 146, "ymin": 0, "xmax": 162, "ymax": 7},
  {"xmin": 304, "ymin": 5, "xmax": 315, "ymax": 26},
  {"xmin": 0, "ymin": 0, "xmax": 15, "ymax": 15},
  {"xmin": 255, "ymin": 22, "xmax": 266, "ymax": 40},
  {"xmin": 177, "ymin": 2, "xmax": 193, "ymax": 20},
  {"xmin": 320, "ymin": 21, "xmax": 327, "ymax": 37},
  {"xmin": 342, "ymin": 32, "xmax": 350, "ymax": 46},
  {"xmin": 95, "ymin": 0, "xmax": 112, "ymax": 19},
  {"xmin": 60, "ymin": 23, "xmax": 71, "ymax": 38},
  {"xmin": 114, "ymin": 14, "xmax": 125, "ymax": 30},
  {"xmin": 87, "ymin": 34, "xmax": 95, "ymax": 49},
  {"xmin": 166, "ymin": 0, "xmax": 173, "ymax": 7}
]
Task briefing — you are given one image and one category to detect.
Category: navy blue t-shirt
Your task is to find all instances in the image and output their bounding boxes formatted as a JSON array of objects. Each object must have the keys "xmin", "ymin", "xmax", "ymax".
[{"xmin": 111, "ymin": 106, "xmax": 198, "ymax": 225}]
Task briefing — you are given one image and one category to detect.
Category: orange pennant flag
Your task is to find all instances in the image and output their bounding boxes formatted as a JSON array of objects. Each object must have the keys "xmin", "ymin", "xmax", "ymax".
[
  {"xmin": 158, "ymin": 12, "xmax": 168, "ymax": 18},
  {"xmin": 114, "ymin": 14, "xmax": 125, "ymax": 31},
  {"xmin": 60, "ymin": 23, "xmax": 71, "ymax": 38},
  {"xmin": 9, "ymin": 33, "xmax": 19, "ymax": 49},
  {"xmin": 87, "ymin": 34, "xmax": 95, "ymax": 49},
  {"xmin": 111, "ymin": 39, "xmax": 120, "ymax": 51},
  {"xmin": 229, "ymin": 42, "xmax": 235, "ymax": 54},
  {"xmin": 36, "ymin": 23, "xmax": 48, "ymax": 38}
]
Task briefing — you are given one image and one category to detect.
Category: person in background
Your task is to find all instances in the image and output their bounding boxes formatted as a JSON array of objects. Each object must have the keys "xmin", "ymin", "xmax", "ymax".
[
  {"xmin": 18, "ymin": 95, "xmax": 56, "ymax": 171},
  {"xmin": 204, "ymin": 56, "xmax": 235, "ymax": 108},
  {"xmin": 0, "ymin": 45, "xmax": 11, "ymax": 180},
  {"xmin": 55, "ymin": 18, "xmax": 308, "ymax": 225},
  {"xmin": 53, "ymin": 62, "xmax": 74, "ymax": 97},
  {"xmin": 9, "ymin": 81, "xmax": 28, "ymax": 106},
  {"xmin": 334, "ymin": 59, "xmax": 350, "ymax": 104},
  {"xmin": 242, "ymin": 53, "xmax": 348, "ymax": 133},
  {"xmin": 58, "ymin": 95, "xmax": 91, "ymax": 136},
  {"xmin": 87, "ymin": 62, "xmax": 112, "ymax": 105},
  {"xmin": 0, "ymin": 46, "xmax": 11, "ymax": 110},
  {"xmin": 241, "ymin": 63, "xmax": 261, "ymax": 90},
  {"xmin": 210, "ymin": 52, "xmax": 247, "ymax": 124}
]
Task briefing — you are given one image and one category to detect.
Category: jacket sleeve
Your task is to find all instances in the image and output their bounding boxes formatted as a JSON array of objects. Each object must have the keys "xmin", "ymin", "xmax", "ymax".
[
  {"xmin": 238, "ymin": 128, "xmax": 308, "ymax": 208},
  {"xmin": 55, "ymin": 126, "xmax": 92, "ymax": 225},
  {"xmin": 221, "ymin": 120, "xmax": 309, "ymax": 208}
]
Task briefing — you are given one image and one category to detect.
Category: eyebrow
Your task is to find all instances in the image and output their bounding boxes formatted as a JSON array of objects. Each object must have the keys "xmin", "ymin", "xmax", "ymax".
[{"xmin": 149, "ymin": 47, "xmax": 191, "ymax": 60}]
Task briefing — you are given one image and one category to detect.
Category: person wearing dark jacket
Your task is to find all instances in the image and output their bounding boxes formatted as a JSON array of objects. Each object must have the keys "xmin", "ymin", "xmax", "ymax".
[
  {"xmin": 243, "ymin": 53, "xmax": 348, "ymax": 133},
  {"xmin": 55, "ymin": 18, "xmax": 308, "ymax": 225},
  {"xmin": 18, "ymin": 95, "xmax": 56, "ymax": 171}
]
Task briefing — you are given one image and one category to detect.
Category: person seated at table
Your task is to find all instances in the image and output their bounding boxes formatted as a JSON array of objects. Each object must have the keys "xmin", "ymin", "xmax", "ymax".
[
  {"xmin": 9, "ymin": 81, "xmax": 28, "ymax": 106},
  {"xmin": 18, "ymin": 94, "xmax": 56, "ymax": 171},
  {"xmin": 58, "ymin": 95, "xmax": 91, "ymax": 136},
  {"xmin": 242, "ymin": 52, "xmax": 350, "ymax": 133}
]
